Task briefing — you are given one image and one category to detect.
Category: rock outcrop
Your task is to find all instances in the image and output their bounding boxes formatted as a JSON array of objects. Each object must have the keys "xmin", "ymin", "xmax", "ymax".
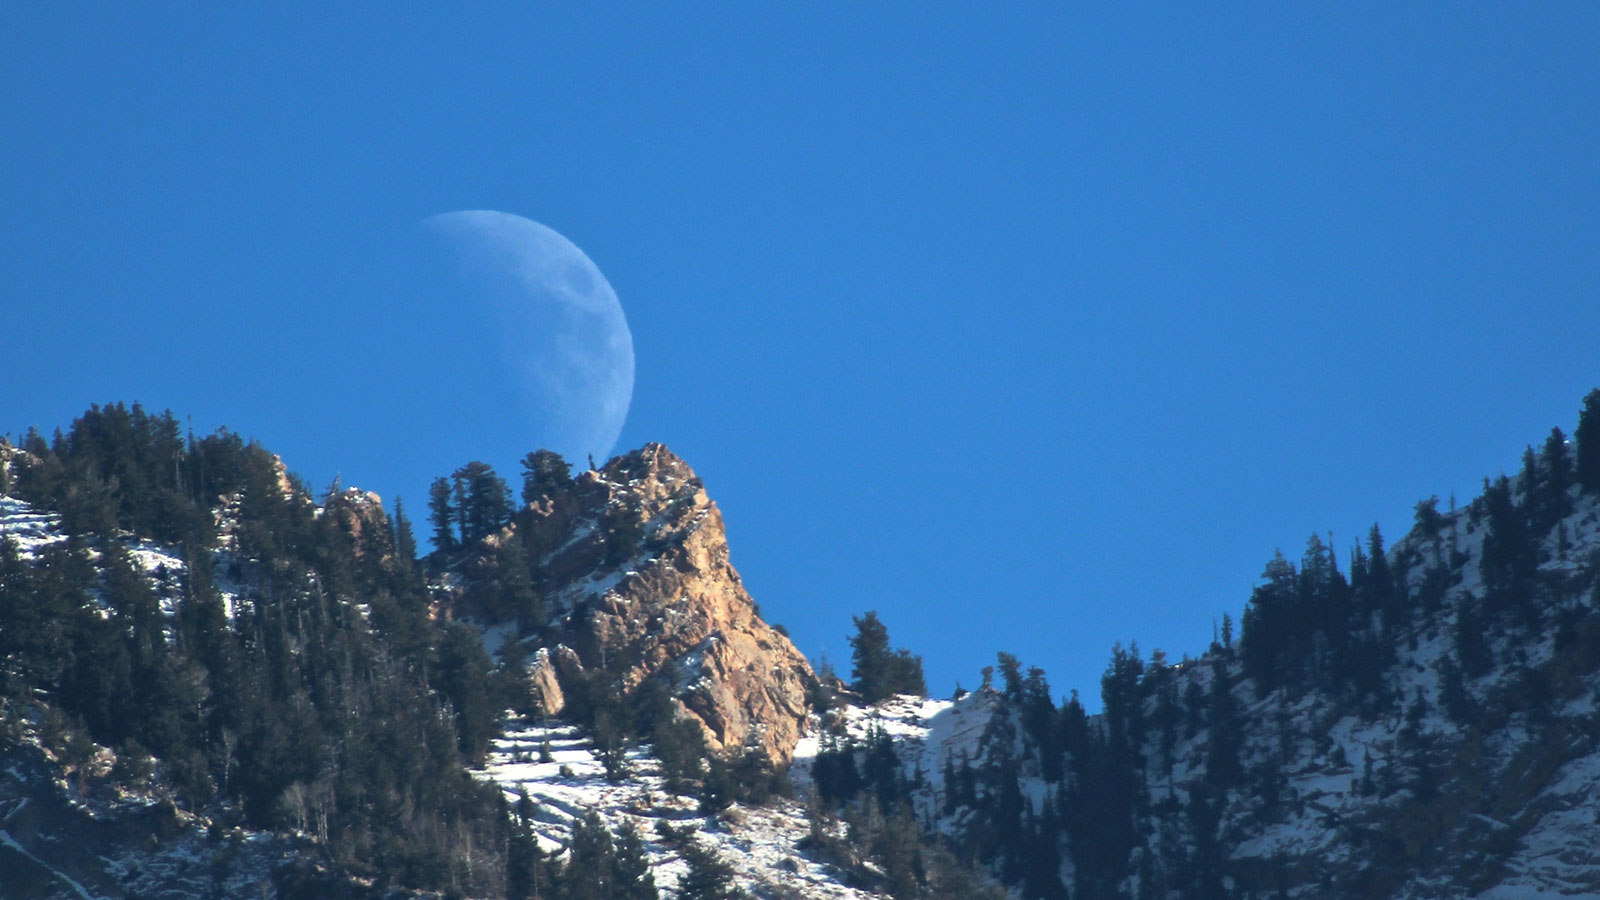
[{"xmin": 464, "ymin": 444, "xmax": 817, "ymax": 764}]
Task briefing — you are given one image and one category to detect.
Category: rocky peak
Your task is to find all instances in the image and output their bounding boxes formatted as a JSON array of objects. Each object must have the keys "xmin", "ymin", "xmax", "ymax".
[{"xmin": 507, "ymin": 443, "xmax": 817, "ymax": 764}]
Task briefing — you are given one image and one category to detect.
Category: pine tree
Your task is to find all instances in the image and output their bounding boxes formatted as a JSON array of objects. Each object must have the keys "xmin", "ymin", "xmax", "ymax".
[
  {"xmin": 1577, "ymin": 388, "xmax": 1600, "ymax": 493},
  {"xmin": 1184, "ymin": 786, "xmax": 1227, "ymax": 900},
  {"xmin": 496, "ymin": 537, "xmax": 546, "ymax": 634},
  {"xmin": 1453, "ymin": 594, "xmax": 1493, "ymax": 678},
  {"xmin": 676, "ymin": 838, "xmax": 747, "ymax": 900},
  {"xmin": 1240, "ymin": 551, "xmax": 1298, "ymax": 691},
  {"xmin": 1182, "ymin": 677, "xmax": 1205, "ymax": 739},
  {"xmin": 392, "ymin": 496, "xmax": 419, "ymax": 564},
  {"xmin": 887, "ymin": 648, "xmax": 926, "ymax": 699},
  {"xmin": 995, "ymin": 651, "xmax": 1024, "ymax": 701},
  {"xmin": 1204, "ymin": 658, "xmax": 1243, "ymax": 787},
  {"xmin": 1437, "ymin": 655, "xmax": 1475, "ymax": 723},
  {"xmin": 1480, "ymin": 474, "xmax": 1538, "ymax": 623},
  {"xmin": 612, "ymin": 820, "xmax": 659, "ymax": 900},
  {"xmin": 601, "ymin": 492, "xmax": 646, "ymax": 566},
  {"xmin": 874, "ymin": 806, "xmax": 927, "ymax": 898},
  {"xmin": 1363, "ymin": 525, "xmax": 1396, "ymax": 624},
  {"xmin": 507, "ymin": 820, "xmax": 550, "ymax": 900},
  {"xmin": 452, "ymin": 461, "xmax": 513, "ymax": 546},
  {"xmin": 1538, "ymin": 426, "xmax": 1576, "ymax": 531},
  {"xmin": 849, "ymin": 611, "xmax": 896, "ymax": 703},
  {"xmin": 428, "ymin": 476, "xmax": 456, "ymax": 552},
  {"xmin": 560, "ymin": 811, "xmax": 618, "ymax": 900},
  {"xmin": 521, "ymin": 449, "xmax": 573, "ymax": 504},
  {"xmin": 434, "ymin": 622, "xmax": 501, "ymax": 763}
]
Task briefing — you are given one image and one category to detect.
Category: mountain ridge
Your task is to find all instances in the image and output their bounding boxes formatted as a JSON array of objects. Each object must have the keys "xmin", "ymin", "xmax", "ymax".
[{"xmin": 3, "ymin": 394, "xmax": 1600, "ymax": 898}]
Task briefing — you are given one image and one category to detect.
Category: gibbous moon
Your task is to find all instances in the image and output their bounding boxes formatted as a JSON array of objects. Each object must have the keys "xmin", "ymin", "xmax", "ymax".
[{"xmin": 425, "ymin": 211, "xmax": 634, "ymax": 466}]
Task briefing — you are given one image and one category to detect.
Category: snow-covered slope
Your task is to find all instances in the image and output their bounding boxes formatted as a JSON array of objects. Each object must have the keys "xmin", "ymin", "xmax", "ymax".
[
  {"xmin": 0, "ymin": 496, "xmax": 66, "ymax": 558},
  {"xmin": 473, "ymin": 711, "xmax": 883, "ymax": 890},
  {"xmin": 792, "ymin": 693, "xmax": 997, "ymax": 834},
  {"xmin": 475, "ymin": 712, "xmax": 877, "ymax": 898}
]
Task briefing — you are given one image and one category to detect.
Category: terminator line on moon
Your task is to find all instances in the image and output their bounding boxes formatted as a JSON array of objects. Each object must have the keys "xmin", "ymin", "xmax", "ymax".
[{"xmin": 426, "ymin": 210, "xmax": 635, "ymax": 467}]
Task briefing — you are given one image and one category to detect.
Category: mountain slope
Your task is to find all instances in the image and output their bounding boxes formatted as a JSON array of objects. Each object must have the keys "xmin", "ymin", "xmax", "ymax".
[{"xmin": 815, "ymin": 424, "xmax": 1600, "ymax": 899}]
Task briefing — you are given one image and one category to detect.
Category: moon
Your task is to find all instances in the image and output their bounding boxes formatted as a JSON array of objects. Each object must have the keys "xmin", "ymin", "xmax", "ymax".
[{"xmin": 425, "ymin": 210, "xmax": 634, "ymax": 466}]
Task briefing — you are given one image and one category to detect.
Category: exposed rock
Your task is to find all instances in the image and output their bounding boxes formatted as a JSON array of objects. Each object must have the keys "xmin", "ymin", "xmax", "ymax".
[
  {"xmin": 468, "ymin": 444, "xmax": 817, "ymax": 764},
  {"xmin": 527, "ymin": 646, "xmax": 568, "ymax": 715}
]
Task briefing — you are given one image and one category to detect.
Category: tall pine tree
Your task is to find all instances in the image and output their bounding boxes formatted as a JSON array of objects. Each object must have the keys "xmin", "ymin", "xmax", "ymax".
[
  {"xmin": 1577, "ymin": 388, "xmax": 1600, "ymax": 493},
  {"xmin": 428, "ymin": 476, "xmax": 456, "ymax": 552}
]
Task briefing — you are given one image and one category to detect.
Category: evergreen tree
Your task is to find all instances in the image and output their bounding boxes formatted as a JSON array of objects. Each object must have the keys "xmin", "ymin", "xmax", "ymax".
[
  {"xmin": 676, "ymin": 838, "xmax": 747, "ymax": 900},
  {"xmin": 452, "ymin": 461, "xmax": 513, "ymax": 546},
  {"xmin": 1437, "ymin": 655, "xmax": 1475, "ymax": 723},
  {"xmin": 521, "ymin": 449, "xmax": 573, "ymax": 504},
  {"xmin": 811, "ymin": 733, "xmax": 863, "ymax": 804},
  {"xmin": 497, "ymin": 537, "xmax": 546, "ymax": 634},
  {"xmin": 1184, "ymin": 786, "xmax": 1227, "ymax": 900},
  {"xmin": 848, "ymin": 611, "xmax": 923, "ymax": 702},
  {"xmin": 1101, "ymin": 644, "xmax": 1145, "ymax": 770},
  {"xmin": 887, "ymin": 648, "xmax": 926, "ymax": 699},
  {"xmin": 1363, "ymin": 525, "xmax": 1396, "ymax": 624},
  {"xmin": 1204, "ymin": 658, "xmax": 1243, "ymax": 787},
  {"xmin": 874, "ymin": 805, "xmax": 927, "ymax": 898},
  {"xmin": 392, "ymin": 497, "xmax": 419, "ymax": 565},
  {"xmin": 1, "ymin": 407, "xmax": 521, "ymax": 897},
  {"xmin": 1240, "ymin": 551, "xmax": 1298, "ymax": 691},
  {"xmin": 434, "ymin": 622, "xmax": 502, "ymax": 763},
  {"xmin": 1540, "ymin": 427, "xmax": 1575, "ymax": 527},
  {"xmin": 613, "ymin": 820, "xmax": 659, "ymax": 900},
  {"xmin": 1577, "ymin": 388, "xmax": 1600, "ymax": 493},
  {"xmin": 507, "ymin": 821, "xmax": 551, "ymax": 900},
  {"xmin": 601, "ymin": 492, "xmax": 646, "ymax": 566},
  {"xmin": 1453, "ymin": 594, "xmax": 1493, "ymax": 678},
  {"xmin": 996, "ymin": 651, "xmax": 1024, "ymax": 701},
  {"xmin": 428, "ymin": 476, "xmax": 456, "ymax": 552},
  {"xmin": 1182, "ymin": 677, "xmax": 1205, "ymax": 739},
  {"xmin": 1479, "ymin": 474, "xmax": 1538, "ymax": 623},
  {"xmin": 1412, "ymin": 495, "xmax": 1444, "ymax": 538},
  {"xmin": 560, "ymin": 812, "xmax": 619, "ymax": 900}
]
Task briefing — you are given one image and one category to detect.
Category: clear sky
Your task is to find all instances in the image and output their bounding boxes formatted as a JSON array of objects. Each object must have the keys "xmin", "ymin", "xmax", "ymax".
[{"xmin": 4, "ymin": 5, "xmax": 1598, "ymax": 708}]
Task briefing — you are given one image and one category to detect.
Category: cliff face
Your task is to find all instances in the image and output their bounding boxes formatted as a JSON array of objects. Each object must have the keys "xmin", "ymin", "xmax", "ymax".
[{"xmin": 482, "ymin": 444, "xmax": 816, "ymax": 764}]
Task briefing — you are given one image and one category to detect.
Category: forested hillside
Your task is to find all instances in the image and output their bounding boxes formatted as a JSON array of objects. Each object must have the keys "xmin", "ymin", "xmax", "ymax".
[
  {"xmin": 804, "ymin": 389, "xmax": 1600, "ymax": 899},
  {"xmin": 0, "ymin": 404, "xmax": 524, "ymax": 896}
]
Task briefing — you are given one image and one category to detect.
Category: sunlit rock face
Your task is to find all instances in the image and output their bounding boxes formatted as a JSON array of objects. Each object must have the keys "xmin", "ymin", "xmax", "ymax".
[{"xmin": 456, "ymin": 443, "xmax": 817, "ymax": 765}]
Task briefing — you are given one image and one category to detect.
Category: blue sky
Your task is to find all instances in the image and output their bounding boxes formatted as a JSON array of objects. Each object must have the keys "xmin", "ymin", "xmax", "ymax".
[{"xmin": 4, "ymin": 5, "xmax": 1598, "ymax": 706}]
